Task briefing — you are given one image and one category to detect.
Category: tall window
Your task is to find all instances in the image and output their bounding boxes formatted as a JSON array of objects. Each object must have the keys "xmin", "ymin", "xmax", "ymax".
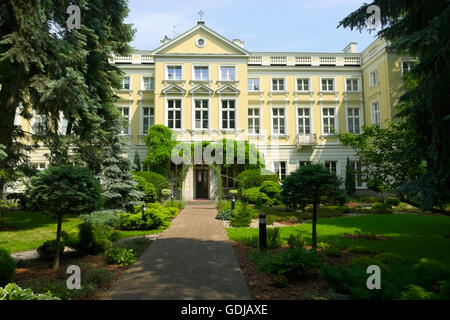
[
  {"xmin": 371, "ymin": 101, "xmax": 381, "ymax": 125},
  {"xmin": 195, "ymin": 100, "xmax": 209, "ymax": 130},
  {"xmin": 194, "ymin": 66, "xmax": 209, "ymax": 80},
  {"xmin": 167, "ymin": 99, "xmax": 182, "ymax": 129},
  {"xmin": 297, "ymin": 78, "xmax": 310, "ymax": 91},
  {"xmin": 346, "ymin": 79, "xmax": 359, "ymax": 91},
  {"xmin": 142, "ymin": 107, "xmax": 154, "ymax": 134},
  {"xmin": 297, "ymin": 108, "xmax": 311, "ymax": 134},
  {"xmin": 370, "ymin": 70, "xmax": 378, "ymax": 86},
  {"xmin": 272, "ymin": 108, "xmax": 286, "ymax": 135},
  {"xmin": 220, "ymin": 66, "xmax": 236, "ymax": 81},
  {"xmin": 274, "ymin": 161, "xmax": 287, "ymax": 180},
  {"xmin": 248, "ymin": 108, "xmax": 260, "ymax": 134},
  {"xmin": 248, "ymin": 78, "xmax": 260, "ymax": 91},
  {"xmin": 322, "ymin": 108, "xmax": 336, "ymax": 135},
  {"xmin": 142, "ymin": 77, "xmax": 154, "ymax": 90},
  {"xmin": 31, "ymin": 112, "xmax": 45, "ymax": 134},
  {"xmin": 221, "ymin": 100, "xmax": 235, "ymax": 130},
  {"xmin": 122, "ymin": 76, "xmax": 130, "ymax": 90},
  {"xmin": 402, "ymin": 61, "xmax": 414, "ymax": 75},
  {"xmin": 324, "ymin": 161, "xmax": 337, "ymax": 175},
  {"xmin": 347, "ymin": 107, "xmax": 361, "ymax": 134},
  {"xmin": 167, "ymin": 66, "xmax": 182, "ymax": 80},
  {"xmin": 299, "ymin": 161, "xmax": 312, "ymax": 168},
  {"xmin": 349, "ymin": 160, "xmax": 363, "ymax": 188},
  {"xmin": 120, "ymin": 107, "xmax": 130, "ymax": 135},
  {"xmin": 321, "ymin": 79, "xmax": 334, "ymax": 91},
  {"xmin": 272, "ymin": 78, "xmax": 285, "ymax": 91},
  {"xmin": 60, "ymin": 116, "xmax": 68, "ymax": 135}
]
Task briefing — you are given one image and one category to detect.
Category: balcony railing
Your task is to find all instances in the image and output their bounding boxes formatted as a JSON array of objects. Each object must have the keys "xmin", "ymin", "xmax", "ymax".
[
  {"xmin": 296, "ymin": 133, "xmax": 317, "ymax": 146},
  {"xmin": 248, "ymin": 54, "xmax": 361, "ymax": 66}
]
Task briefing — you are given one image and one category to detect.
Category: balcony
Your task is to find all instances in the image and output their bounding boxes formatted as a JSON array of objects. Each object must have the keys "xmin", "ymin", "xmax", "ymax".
[{"xmin": 296, "ymin": 133, "xmax": 317, "ymax": 148}]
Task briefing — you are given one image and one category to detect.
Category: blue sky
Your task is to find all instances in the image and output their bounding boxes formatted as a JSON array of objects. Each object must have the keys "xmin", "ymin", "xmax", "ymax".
[{"xmin": 126, "ymin": 0, "xmax": 378, "ymax": 53}]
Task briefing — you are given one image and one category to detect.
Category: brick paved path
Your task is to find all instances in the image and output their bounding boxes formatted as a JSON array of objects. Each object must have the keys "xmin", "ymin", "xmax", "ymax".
[{"xmin": 103, "ymin": 204, "xmax": 251, "ymax": 300}]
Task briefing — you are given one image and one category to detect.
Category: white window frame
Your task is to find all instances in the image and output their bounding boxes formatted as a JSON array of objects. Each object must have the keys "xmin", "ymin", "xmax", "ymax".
[
  {"xmin": 118, "ymin": 106, "xmax": 131, "ymax": 135},
  {"xmin": 271, "ymin": 77, "xmax": 286, "ymax": 92},
  {"xmin": 248, "ymin": 107, "xmax": 261, "ymax": 135},
  {"xmin": 321, "ymin": 106, "xmax": 337, "ymax": 135},
  {"xmin": 141, "ymin": 76, "xmax": 154, "ymax": 91},
  {"xmin": 219, "ymin": 99, "xmax": 237, "ymax": 130},
  {"xmin": 192, "ymin": 65, "xmax": 210, "ymax": 81},
  {"xmin": 320, "ymin": 77, "xmax": 335, "ymax": 92},
  {"xmin": 219, "ymin": 65, "xmax": 237, "ymax": 81},
  {"xmin": 141, "ymin": 105, "xmax": 154, "ymax": 135},
  {"xmin": 296, "ymin": 107, "xmax": 312, "ymax": 134},
  {"xmin": 271, "ymin": 107, "xmax": 287, "ymax": 135},
  {"xmin": 401, "ymin": 60, "xmax": 415, "ymax": 75},
  {"xmin": 165, "ymin": 98, "xmax": 183, "ymax": 130},
  {"xmin": 298, "ymin": 161, "xmax": 312, "ymax": 169},
  {"xmin": 32, "ymin": 162, "xmax": 47, "ymax": 171},
  {"xmin": 248, "ymin": 78, "xmax": 261, "ymax": 92},
  {"xmin": 273, "ymin": 161, "xmax": 287, "ymax": 180},
  {"xmin": 121, "ymin": 76, "xmax": 131, "ymax": 90},
  {"xmin": 166, "ymin": 65, "xmax": 183, "ymax": 81},
  {"xmin": 58, "ymin": 112, "xmax": 69, "ymax": 135},
  {"xmin": 193, "ymin": 99, "xmax": 210, "ymax": 130},
  {"xmin": 324, "ymin": 160, "xmax": 338, "ymax": 175},
  {"xmin": 349, "ymin": 160, "xmax": 365, "ymax": 189},
  {"xmin": 346, "ymin": 106, "xmax": 362, "ymax": 134},
  {"xmin": 296, "ymin": 77, "xmax": 311, "ymax": 92},
  {"xmin": 369, "ymin": 69, "xmax": 379, "ymax": 87},
  {"xmin": 371, "ymin": 100, "xmax": 381, "ymax": 125},
  {"xmin": 344, "ymin": 77, "xmax": 361, "ymax": 92}
]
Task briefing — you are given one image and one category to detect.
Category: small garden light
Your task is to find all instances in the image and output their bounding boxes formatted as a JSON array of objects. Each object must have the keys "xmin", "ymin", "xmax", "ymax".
[
  {"xmin": 142, "ymin": 203, "xmax": 147, "ymax": 221},
  {"xmin": 231, "ymin": 196, "xmax": 236, "ymax": 210},
  {"xmin": 259, "ymin": 213, "xmax": 267, "ymax": 250}
]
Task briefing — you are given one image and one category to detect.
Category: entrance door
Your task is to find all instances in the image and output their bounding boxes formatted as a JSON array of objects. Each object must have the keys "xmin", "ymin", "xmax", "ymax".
[{"xmin": 195, "ymin": 167, "xmax": 209, "ymax": 199}]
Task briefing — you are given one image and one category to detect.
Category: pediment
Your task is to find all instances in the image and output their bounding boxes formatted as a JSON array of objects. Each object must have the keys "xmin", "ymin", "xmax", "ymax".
[
  {"xmin": 162, "ymin": 84, "xmax": 186, "ymax": 95},
  {"xmin": 189, "ymin": 84, "xmax": 214, "ymax": 95},
  {"xmin": 216, "ymin": 84, "xmax": 240, "ymax": 95}
]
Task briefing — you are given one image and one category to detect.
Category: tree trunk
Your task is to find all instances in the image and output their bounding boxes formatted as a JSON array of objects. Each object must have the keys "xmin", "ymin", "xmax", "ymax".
[
  {"xmin": 53, "ymin": 214, "xmax": 63, "ymax": 270},
  {"xmin": 312, "ymin": 196, "xmax": 318, "ymax": 253}
]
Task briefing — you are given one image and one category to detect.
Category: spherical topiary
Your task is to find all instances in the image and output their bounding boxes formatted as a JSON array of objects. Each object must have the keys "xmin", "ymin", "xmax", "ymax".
[{"xmin": 0, "ymin": 248, "xmax": 16, "ymax": 286}]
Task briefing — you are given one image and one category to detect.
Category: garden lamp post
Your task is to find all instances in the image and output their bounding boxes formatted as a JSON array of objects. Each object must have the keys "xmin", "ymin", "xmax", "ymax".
[
  {"xmin": 142, "ymin": 203, "xmax": 147, "ymax": 222},
  {"xmin": 231, "ymin": 196, "xmax": 236, "ymax": 210},
  {"xmin": 259, "ymin": 213, "xmax": 267, "ymax": 250}
]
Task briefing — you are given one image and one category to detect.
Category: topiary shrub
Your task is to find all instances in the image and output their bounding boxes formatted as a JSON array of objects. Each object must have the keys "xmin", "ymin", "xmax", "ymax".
[
  {"xmin": 260, "ymin": 181, "xmax": 281, "ymax": 201},
  {"xmin": 133, "ymin": 175, "xmax": 157, "ymax": 203},
  {"xmin": 215, "ymin": 209, "xmax": 233, "ymax": 221},
  {"xmin": 118, "ymin": 203, "xmax": 173, "ymax": 230},
  {"xmin": 230, "ymin": 206, "xmax": 253, "ymax": 227},
  {"xmin": 235, "ymin": 168, "xmax": 279, "ymax": 189},
  {"xmin": 385, "ymin": 197, "xmax": 400, "ymax": 207},
  {"xmin": 133, "ymin": 171, "xmax": 170, "ymax": 200},
  {"xmin": 0, "ymin": 249, "xmax": 16, "ymax": 286},
  {"xmin": 37, "ymin": 240, "xmax": 64, "ymax": 261},
  {"xmin": 242, "ymin": 187, "xmax": 271, "ymax": 205},
  {"xmin": 75, "ymin": 222, "xmax": 113, "ymax": 255},
  {"xmin": 371, "ymin": 202, "xmax": 393, "ymax": 213}
]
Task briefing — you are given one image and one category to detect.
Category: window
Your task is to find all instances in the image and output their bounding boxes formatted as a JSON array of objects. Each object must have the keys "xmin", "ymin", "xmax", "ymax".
[
  {"xmin": 324, "ymin": 161, "xmax": 337, "ymax": 175},
  {"xmin": 274, "ymin": 161, "xmax": 287, "ymax": 180},
  {"xmin": 272, "ymin": 108, "xmax": 286, "ymax": 135},
  {"xmin": 370, "ymin": 70, "xmax": 378, "ymax": 86},
  {"xmin": 322, "ymin": 108, "xmax": 336, "ymax": 135},
  {"xmin": 371, "ymin": 101, "xmax": 381, "ymax": 125},
  {"xmin": 346, "ymin": 79, "xmax": 359, "ymax": 91},
  {"xmin": 122, "ymin": 76, "xmax": 130, "ymax": 90},
  {"xmin": 321, "ymin": 78, "xmax": 334, "ymax": 91},
  {"xmin": 194, "ymin": 66, "xmax": 209, "ymax": 80},
  {"xmin": 196, "ymin": 38, "xmax": 206, "ymax": 47},
  {"xmin": 221, "ymin": 100, "xmax": 235, "ymax": 130},
  {"xmin": 195, "ymin": 100, "xmax": 209, "ymax": 130},
  {"xmin": 349, "ymin": 160, "xmax": 363, "ymax": 188},
  {"xmin": 142, "ymin": 107, "xmax": 154, "ymax": 134},
  {"xmin": 60, "ymin": 116, "xmax": 68, "ymax": 135},
  {"xmin": 167, "ymin": 99, "xmax": 182, "ymax": 129},
  {"xmin": 119, "ymin": 107, "xmax": 130, "ymax": 135},
  {"xmin": 223, "ymin": 166, "xmax": 234, "ymax": 188},
  {"xmin": 402, "ymin": 61, "xmax": 414, "ymax": 75},
  {"xmin": 248, "ymin": 108, "xmax": 260, "ymax": 134},
  {"xmin": 32, "ymin": 162, "xmax": 47, "ymax": 171},
  {"xmin": 248, "ymin": 78, "xmax": 260, "ymax": 91},
  {"xmin": 220, "ymin": 66, "xmax": 236, "ymax": 81},
  {"xmin": 297, "ymin": 78, "xmax": 310, "ymax": 91},
  {"xmin": 31, "ymin": 112, "xmax": 45, "ymax": 134},
  {"xmin": 142, "ymin": 77, "xmax": 154, "ymax": 90},
  {"xmin": 272, "ymin": 78, "xmax": 285, "ymax": 91},
  {"xmin": 167, "ymin": 66, "xmax": 182, "ymax": 80},
  {"xmin": 297, "ymin": 108, "xmax": 311, "ymax": 134},
  {"xmin": 299, "ymin": 161, "xmax": 311, "ymax": 167},
  {"xmin": 347, "ymin": 107, "xmax": 361, "ymax": 134}
]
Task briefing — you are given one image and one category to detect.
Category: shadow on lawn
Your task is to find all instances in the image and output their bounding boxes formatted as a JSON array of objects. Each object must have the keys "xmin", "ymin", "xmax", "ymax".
[{"xmin": 1, "ymin": 211, "xmax": 80, "ymax": 232}]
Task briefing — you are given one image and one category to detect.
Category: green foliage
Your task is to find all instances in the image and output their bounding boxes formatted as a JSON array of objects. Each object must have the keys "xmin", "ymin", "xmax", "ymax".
[
  {"xmin": 266, "ymin": 227, "xmax": 282, "ymax": 249},
  {"xmin": 215, "ymin": 209, "xmax": 233, "ymax": 221},
  {"xmin": 105, "ymin": 247, "xmax": 137, "ymax": 266},
  {"xmin": 260, "ymin": 181, "xmax": 282, "ymax": 202},
  {"xmin": 235, "ymin": 168, "xmax": 279, "ymax": 189},
  {"xmin": 359, "ymin": 196, "xmax": 379, "ymax": 203},
  {"xmin": 144, "ymin": 125, "xmax": 176, "ymax": 176},
  {"xmin": 400, "ymin": 285, "xmax": 433, "ymax": 300},
  {"xmin": 113, "ymin": 238, "xmax": 152, "ymax": 257},
  {"xmin": 74, "ymin": 222, "xmax": 113, "ymax": 255},
  {"xmin": 252, "ymin": 248, "xmax": 322, "ymax": 280},
  {"xmin": 242, "ymin": 187, "xmax": 271, "ymax": 205},
  {"xmin": 345, "ymin": 157, "xmax": 356, "ymax": 196},
  {"xmin": 0, "ymin": 283, "xmax": 60, "ymax": 300},
  {"xmin": 412, "ymin": 258, "xmax": 450, "ymax": 288},
  {"xmin": 385, "ymin": 197, "xmax": 400, "ymax": 207},
  {"xmin": 323, "ymin": 246, "xmax": 342, "ymax": 257},
  {"xmin": 80, "ymin": 209, "xmax": 121, "ymax": 228},
  {"xmin": 0, "ymin": 249, "xmax": 16, "ymax": 286},
  {"xmin": 133, "ymin": 171, "xmax": 170, "ymax": 201},
  {"xmin": 349, "ymin": 257, "xmax": 383, "ymax": 269},
  {"xmin": 133, "ymin": 175, "xmax": 157, "ymax": 203},
  {"xmin": 266, "ymin": 215, "xmax": 274, "ymax": 225},
  {"xmin": 347, "ymin": 246, "xmax": 371, "ymax": 254},
  {"xmin": 287, "ymin": 231, "xmax": 305, "ymax": 249},
  {"xmin": 37, "ymin": 240, "xmax": 64, "ymax": 261},
  {"xmin": 375, "ymin": 252, "xmax": 405, "ymax": 265},
  {"xmin": 371, "ymin": 202, "xmax": 393, "ymax": 214},
  {"xmin": 230, "ymin": 206, "xmax": 253, "ymax": 227},
  {"xmin": 161, "ymin": 188, "xmax": 172, "ymax": 200},
  {"xmin": 83, "ymin": 268, "xmax": 115, "ymax": 287},
  {"xmin": 118, "ymin": 203, "xmax": 174, "ymax": 230},
  {"xmin": 133, "ymin": 150, "xmax": 142, "ymax": 171}
]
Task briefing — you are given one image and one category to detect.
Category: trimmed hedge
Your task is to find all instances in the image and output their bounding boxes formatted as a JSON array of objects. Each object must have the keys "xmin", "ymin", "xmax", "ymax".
[
  {"xmin": 235, "ymin": 168, "xmax": 279, "ymax": 189},
  {"xmin": 133, "ymin": 171, "xmax": 170, "ymax": 199},
  {"xmin": 133, "ymin": 175, "xmax": 157, "ymax": 203}
]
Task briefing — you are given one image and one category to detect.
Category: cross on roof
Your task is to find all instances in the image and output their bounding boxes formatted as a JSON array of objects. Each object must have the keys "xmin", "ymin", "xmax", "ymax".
[{"xmin": 198, "ymin": 10, "xmax": 204, "ymax": 21}]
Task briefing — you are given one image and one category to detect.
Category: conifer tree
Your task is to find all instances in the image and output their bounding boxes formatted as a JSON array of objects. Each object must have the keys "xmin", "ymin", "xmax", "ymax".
[{"xmin": 133, "ymin": 150, "xmax": 142, "ymax": 171}]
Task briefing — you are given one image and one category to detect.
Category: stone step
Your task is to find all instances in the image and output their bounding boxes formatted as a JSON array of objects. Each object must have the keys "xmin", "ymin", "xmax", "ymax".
[{"xmin": 185, "ymin": 200, "xmax": 217, "ymax": 205}]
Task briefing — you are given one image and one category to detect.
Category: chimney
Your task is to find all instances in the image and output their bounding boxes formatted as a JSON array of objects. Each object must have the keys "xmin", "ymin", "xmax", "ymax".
[
  {"xmin": 160, "ymin": 36, "xmax": 171, "ymax": 45},
  {"xmin": 343, "ymin": 42, "xmax": 358, "ymax": 53},
  {"xmin": 233, "ymin": 39, "xmax": 244, "ymax": 48}
]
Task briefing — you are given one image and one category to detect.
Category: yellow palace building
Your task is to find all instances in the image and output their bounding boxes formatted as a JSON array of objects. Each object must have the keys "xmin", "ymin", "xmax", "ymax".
[{"xmin": 18, "ymin": 21, "xmax": 415, "ymax": 201}]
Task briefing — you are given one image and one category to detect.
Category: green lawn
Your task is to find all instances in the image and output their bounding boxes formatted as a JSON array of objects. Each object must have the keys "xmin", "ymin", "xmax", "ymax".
[
  {"xmin": 226, "ymin": 214, "xmax": 450, "ymax": 264},
  {"xmin": 0, "ymin": 211, "xmax": 162, "ymax": 253}
]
